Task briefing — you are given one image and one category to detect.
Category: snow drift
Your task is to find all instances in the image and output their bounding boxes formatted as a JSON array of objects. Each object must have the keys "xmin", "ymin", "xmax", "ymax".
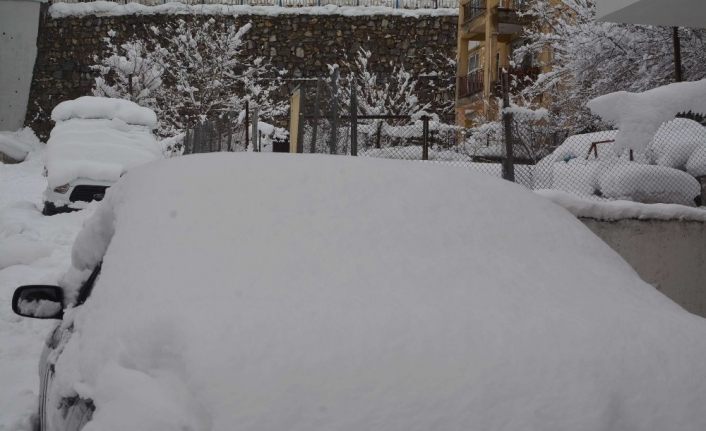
[
  {"xmin": 588, "ymin": 79, "xmax": 706, "ymax": 155},
  {"xmin": 56, "ymin": 154, "xmax": 706, "ymax": 431},
  {"xmin": 0, "ymin": 128, "xmax": 43, "ymax": 162}
]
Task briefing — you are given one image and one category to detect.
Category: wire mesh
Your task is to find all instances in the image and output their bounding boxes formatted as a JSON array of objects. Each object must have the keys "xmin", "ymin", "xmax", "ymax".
[{"xmin": 529, "ymin": 115, "xmax": 706, "ymax": 206}]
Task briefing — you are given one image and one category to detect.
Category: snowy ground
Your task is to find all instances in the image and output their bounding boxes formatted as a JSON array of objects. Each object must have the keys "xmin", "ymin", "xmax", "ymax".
[{"xmin": 0, "ymin": 153, "xmax": 93, "ymax": 430}]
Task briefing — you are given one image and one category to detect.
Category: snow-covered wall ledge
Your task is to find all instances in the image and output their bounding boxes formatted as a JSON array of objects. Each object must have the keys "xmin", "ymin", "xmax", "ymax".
[
  {"xmin": 538, "ymin": 190, "xmax": 706, "ymax": 318},
  {"xmin": 536, "ymin": 190, "xmax": 706, "ymax": 222},
  {"xmin": 49, "ymin": 2, "xmax": 458, "ymax": 18}
]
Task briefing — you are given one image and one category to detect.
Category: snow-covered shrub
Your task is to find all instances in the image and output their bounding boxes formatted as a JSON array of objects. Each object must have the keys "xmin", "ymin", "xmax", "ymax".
[
  {"xmin": 92, "ymin": 34, "xmax": 163, "ymax": 112},
  {"xmin": 93, "ymin": 19, "xmax": 286, "ymax": 137},
  {"xmin": 598, "ymin": 163, "xmax": 700, "ymax": 206},
  {"xmin": 534, "ymin": 119, "xmax": 706, "ymax": 205},
  {"xmin": 686, "ymin": 146, "xmax": 706, "ymax": 178},
  {"xmin": 651, "ymin": 118, "xmax": 706, "ymax": 169}
]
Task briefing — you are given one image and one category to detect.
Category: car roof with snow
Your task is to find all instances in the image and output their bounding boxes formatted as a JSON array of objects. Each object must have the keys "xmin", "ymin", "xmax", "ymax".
[
  {"xmin": 46, "ymin": 97, "xmax": 163, "ymax": 187},
  {"xmin": 51, "ymin": 96, "xmax": 158, "ymax": 128},
  {"xmin": 58, "ymin": 154, "xmax": 706, "ymax": 430}
]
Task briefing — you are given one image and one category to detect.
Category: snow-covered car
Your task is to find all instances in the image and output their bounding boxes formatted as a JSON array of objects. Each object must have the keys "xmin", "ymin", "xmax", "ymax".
[
  {"xmin": 42, "ymin": 96, "xmax": 163, "ymax": 215},
  {"xmin": 534, "ymin": 118, "xmax": 705, "ymax": 206},
  {"xmin": 12, "ymin": 154, "xmax": 706, "ymax": 431}
]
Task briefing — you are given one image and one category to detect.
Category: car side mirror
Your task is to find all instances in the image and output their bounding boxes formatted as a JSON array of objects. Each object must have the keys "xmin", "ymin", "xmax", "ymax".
[{"xmin": 12, "ymin": 285, "xmax": 64, "ymax": 319}]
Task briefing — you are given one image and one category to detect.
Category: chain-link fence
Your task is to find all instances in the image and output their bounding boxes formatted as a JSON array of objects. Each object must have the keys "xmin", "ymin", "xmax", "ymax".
[
  {"xmin": 183, "ymin": 107, "xmax": 289, "ymax": 154},
  {"xmin": 294, "ymin": 74, "xmax": 542, "ymax": 187},
  {"xmin": 182, "ymin": 72, "xmax": 706, "ymax": 208}
]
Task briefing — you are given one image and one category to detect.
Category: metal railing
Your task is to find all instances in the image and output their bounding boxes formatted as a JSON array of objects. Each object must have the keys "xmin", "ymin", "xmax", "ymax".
[
  {"xmin": 462, "ymin": 0, "xmax": 485, "ymax": 22},
  {"xmin": 458, "ymin": 70, "xmax": 484, "ymax": 98},
  {"xmin": 49, "ymin": 0, "xmax": 459, "ymax": 8}
]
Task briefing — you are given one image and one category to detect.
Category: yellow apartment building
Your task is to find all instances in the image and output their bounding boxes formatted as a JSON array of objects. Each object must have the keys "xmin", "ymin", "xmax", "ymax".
[{"xmin": 456, "ymin": 0, "xmax": 545, "ymax": 127}]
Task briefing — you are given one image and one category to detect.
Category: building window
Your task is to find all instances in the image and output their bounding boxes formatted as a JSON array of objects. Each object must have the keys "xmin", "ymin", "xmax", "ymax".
[{"xmin": 468, "ymin": 52, "xmax": 481, "ymax": 74}]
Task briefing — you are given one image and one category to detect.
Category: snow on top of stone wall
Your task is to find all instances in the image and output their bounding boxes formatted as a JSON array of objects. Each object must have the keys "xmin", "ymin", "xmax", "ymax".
[{"xmin": 49, "ymin": 1, "xmax": 458, "ymax": 18}]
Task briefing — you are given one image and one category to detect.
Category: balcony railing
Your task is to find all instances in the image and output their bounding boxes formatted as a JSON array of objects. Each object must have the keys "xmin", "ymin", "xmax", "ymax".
[
  {"xmin": 458, "ymin": 70, "xmax": 484, "ymax": 99},
  {"xmin": 497, "ymin": 0, "xmax": 531, "ymax": 25},
  {"xmin": 491, "ymin": 65, "xmax": 541, "ymax": 96},
  {"xmin": 463, "ymin": 0, "xmax": 486, "ymax": 23}
]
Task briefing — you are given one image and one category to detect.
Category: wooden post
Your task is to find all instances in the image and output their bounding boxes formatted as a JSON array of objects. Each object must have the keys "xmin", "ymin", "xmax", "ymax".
[{"xmin": 289, "ymin": 87, "xmax": 302, "ymax": 153}]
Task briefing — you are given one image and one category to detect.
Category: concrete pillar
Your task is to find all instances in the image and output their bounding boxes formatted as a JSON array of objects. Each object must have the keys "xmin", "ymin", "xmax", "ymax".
[{"xmin": 0, "ymin": 0, "xmax": 40, "ymax": 131}]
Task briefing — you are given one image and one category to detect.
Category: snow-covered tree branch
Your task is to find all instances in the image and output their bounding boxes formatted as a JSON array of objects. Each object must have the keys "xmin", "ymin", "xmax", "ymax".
[
  {"xmin": 514, "ymin": 0, "xmax": 706, "ymax": 134},
  {"xmin": 93, "ymin": 19, "xmax": 286, "ymax": 137}
]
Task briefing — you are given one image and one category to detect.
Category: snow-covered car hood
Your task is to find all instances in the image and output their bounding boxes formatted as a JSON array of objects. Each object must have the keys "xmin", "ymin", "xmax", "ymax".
[
  {"xmin": 45, "ymin": 118, "xmax": 163, "ymax": 188},
  {"xmin": 56, "ymin": 154, "xmax": 706, "ymax": 431}
]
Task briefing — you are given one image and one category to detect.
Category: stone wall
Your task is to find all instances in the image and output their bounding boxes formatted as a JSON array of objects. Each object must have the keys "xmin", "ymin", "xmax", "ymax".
[{"xmin": 25, "ymin": 10, "xmax": 457, "ymax": 139}]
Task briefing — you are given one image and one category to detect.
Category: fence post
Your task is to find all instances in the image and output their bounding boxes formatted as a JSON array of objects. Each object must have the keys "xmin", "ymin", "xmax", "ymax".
[
  {"xmin": 216, "ymin": 117, "xmax": 222, "ymax": 151},
  {"xmin": 251, "ymin": 106, "xmax": 259, "ymax": 152},
  {"xmin": 245, "ymin": 101, "xmax": 250, "ymax": 153},
  {"xmin": 422, "ymin": 116, "xmax": 429, "ymax": 161},
  {"xmin": 501, "ymin": 71, "xmax": 516, "ymax": 182},
  {"xmin": 183, "ymin": 128, "xmax": 190, "ymax": 155},
  {"xmin": 330, "ymin": 68, "xmax": 339, "ymax": 155},
  {"xmin": 310, "ymin": 78, "xmax": 321, "ymax": 153},
  {"xmin": 226, "ymin": 112, "xmax": 233, "ymax": 152},
  {"xmin": 350, "ymin": 81, "xmax": 358, "ymax": 156}
]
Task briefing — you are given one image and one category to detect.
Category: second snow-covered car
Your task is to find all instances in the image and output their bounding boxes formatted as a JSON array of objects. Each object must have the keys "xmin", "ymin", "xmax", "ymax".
[{"xmin": 43, "ymin": 96, "xmax": 163, "ymax": 215}]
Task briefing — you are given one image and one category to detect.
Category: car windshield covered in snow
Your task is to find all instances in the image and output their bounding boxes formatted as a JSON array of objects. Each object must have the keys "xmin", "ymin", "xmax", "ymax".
[{"xmin": 26, "ymin": 153, "xmax": 706, "ymax": 431}]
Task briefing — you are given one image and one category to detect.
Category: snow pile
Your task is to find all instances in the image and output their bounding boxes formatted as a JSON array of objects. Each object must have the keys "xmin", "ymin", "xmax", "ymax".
[
  {"xmin": 536, "ymin": 189, "xmax": 706, "ymax": 222},
  {"xmin": 0, "ymin": 153, "xmax": 94, "ymax": 430},
  {"xmin": 0, "ymin": 235, "xmax": 52, "ymax": 270},
  {"xmin": 588, "ymin": 79, "xmax": 706, "ymax": 154},
  {"xmin": 0, "ymin": 128, "xmax": 43, "ymax": 162},
  {"xmin": 53, "ymin": 154, "xmax": 706, "ymax": 431},
  {"xmin": 51, "ymin": 96, "xmax": 158, "ymax": 129},
  {"xmin": 535, "ymin": 120, "xmax": 706, "ymax": 205},
  {"xmin": 651, "ymin": 118, "xmax": 706, "ymax": 169},
  {"xmin": 46, "ymin": 118, "xmax": 163, "ymax": 188},
  {"xmin": 686, "ymin": 146, "xmax": 706, "ymax": 177},
  {"xmin": 50, "ymin": 2, "xmax": 458, "ymax": 18}
]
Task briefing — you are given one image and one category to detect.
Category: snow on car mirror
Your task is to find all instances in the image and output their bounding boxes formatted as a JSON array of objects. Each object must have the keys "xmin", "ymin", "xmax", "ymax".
[{"xmin": 12, "ymin": 285, "xmax": 64, "ymax": 319}]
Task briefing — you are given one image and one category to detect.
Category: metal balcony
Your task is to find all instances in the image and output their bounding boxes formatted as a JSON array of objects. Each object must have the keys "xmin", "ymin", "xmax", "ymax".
[{"xmin": 463, "ymin": 0, "xmax": 486, "ymax": 23}]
